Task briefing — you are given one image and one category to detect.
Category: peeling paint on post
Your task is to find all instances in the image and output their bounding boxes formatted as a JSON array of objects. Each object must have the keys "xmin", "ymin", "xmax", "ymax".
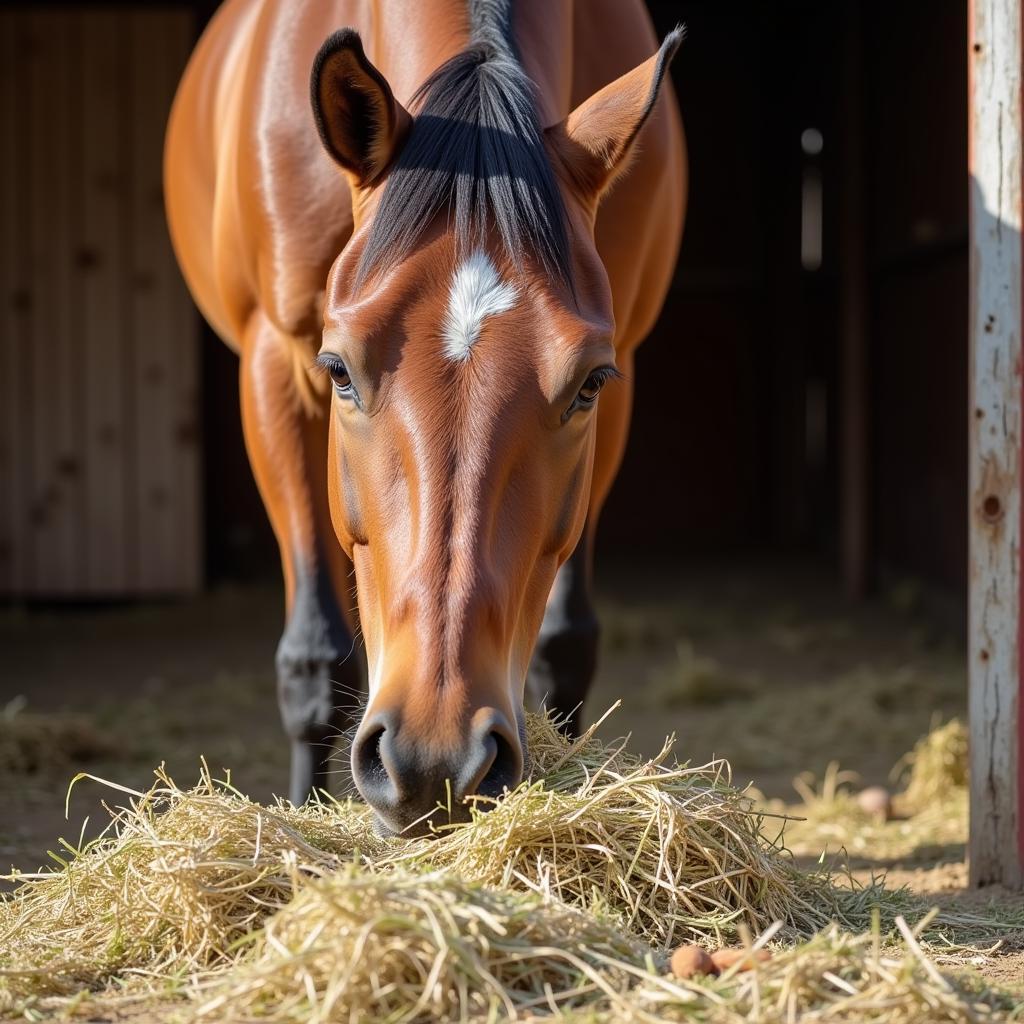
[{"xmin": 968, "ymin": 0, "xmax": 1023, "ymax": 889}]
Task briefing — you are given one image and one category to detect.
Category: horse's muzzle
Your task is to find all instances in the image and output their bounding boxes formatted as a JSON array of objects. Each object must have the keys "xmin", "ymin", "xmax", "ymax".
[{"xmin": 351, "ymin": 707, "xmax": 524, "ymax": 836}]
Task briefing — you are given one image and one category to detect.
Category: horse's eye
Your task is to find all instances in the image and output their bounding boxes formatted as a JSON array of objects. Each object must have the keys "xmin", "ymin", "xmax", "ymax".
[
  {"xmin": 577, "ymin": 369, "xmax": 609, "ymax": 406},
  {"xmin": 330, "ymin": 365, "xmax": 352, "ymax": 392},
  {"xmin": 318, "ymin": 356, "xmax": 353, "ymax": 397}
]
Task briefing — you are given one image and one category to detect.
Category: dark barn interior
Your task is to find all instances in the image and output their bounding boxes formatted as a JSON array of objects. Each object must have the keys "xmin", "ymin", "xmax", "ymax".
[{"xmin": 621, "ymin": 0, "xmax": 967, "ymax": 596}]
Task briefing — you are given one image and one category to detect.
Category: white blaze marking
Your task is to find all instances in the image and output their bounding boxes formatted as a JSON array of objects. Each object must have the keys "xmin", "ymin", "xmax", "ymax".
[{"xmin": 442, "ymin": 251, "xmax": 517, "ymax": 361}]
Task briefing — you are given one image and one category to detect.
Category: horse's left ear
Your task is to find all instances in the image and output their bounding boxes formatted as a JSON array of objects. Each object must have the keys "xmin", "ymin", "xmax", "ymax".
[
  {"xmin": 547, "ymin": 26, "xmax": 684, "ymax": 203},
  {"xmin": 311, "ymin": 29, "xmax": 410, "ymax": 188}
]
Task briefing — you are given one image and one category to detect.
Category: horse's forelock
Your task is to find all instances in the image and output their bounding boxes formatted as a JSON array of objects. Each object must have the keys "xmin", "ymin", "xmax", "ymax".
[{"xmin": 355, "ymin": 3, "xmax": 572, "ymax": 292}]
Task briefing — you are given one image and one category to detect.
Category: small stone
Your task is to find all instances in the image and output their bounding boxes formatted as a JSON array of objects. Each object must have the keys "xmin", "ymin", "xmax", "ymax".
[
  {"xmin": 857, "ymin": 785, "xmax": 893, "ymax": 820},
  {"xmin": 710, "ymin": 948, "xmax": 771, "ymax": 972},
  {"xmin": 670, "ymin": 944, "xmax": 717, "ymax": 979}
]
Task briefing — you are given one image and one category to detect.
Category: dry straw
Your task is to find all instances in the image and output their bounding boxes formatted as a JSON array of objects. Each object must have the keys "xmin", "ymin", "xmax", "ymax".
[
  {"xmin": 192, "ymin": 866, "xmax": 653, "ymax": 1023},
  {"xmin": 893, "ymin": 717, "xmax": 969, "ymax": 814},
  {"xmin": 0, "ymin": 710, "xmax": 1016, "ymax": 1022},
  {"xmin": 0, "ymin": 763, "xmax": 379, "ymax": 1006},
  {"xmin": 194, "ymin": 885, "xmax": 1012, "ymax": 1024},
  {"xmin": 778, "ymin": 718, "xmax": 970, "ymax": 862},
  {"xmin": 625, "ymin": 913, "xmax": 1015, "ymax": 1024},
  {"xmin": 386, "ymin": 710, "xmax": 906, "ymax": 947}
]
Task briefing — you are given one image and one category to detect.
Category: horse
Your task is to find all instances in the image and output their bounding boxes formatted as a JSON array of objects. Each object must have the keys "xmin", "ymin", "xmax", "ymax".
[{"xmin": 165, "ymin": 0, "xmax": 686, "ymax": 835}]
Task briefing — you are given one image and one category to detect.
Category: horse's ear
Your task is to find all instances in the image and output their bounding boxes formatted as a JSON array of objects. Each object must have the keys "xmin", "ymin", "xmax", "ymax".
[
  {"xmin": 548, "ymin": 27, "xmax": 684, "ymax": 203},
  {"xmin": 311, "ymin": 29, "xmax": 410, "ymax": 188}
]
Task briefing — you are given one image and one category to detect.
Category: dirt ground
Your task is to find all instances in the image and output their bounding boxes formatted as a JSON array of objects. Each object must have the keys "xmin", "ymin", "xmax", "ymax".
[{"xmin": 2, "ymin": 560, "xmax": 1021, "ymax": 991}]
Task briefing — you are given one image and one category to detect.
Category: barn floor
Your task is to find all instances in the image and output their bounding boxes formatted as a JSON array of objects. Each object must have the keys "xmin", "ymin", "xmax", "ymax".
[{"xmin": 2, "ymin": 561, "xmax": 1021, "ymax": 990}]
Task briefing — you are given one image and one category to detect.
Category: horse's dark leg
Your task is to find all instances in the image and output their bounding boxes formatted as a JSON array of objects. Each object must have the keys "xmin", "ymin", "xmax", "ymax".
[
  {"xmin": 275, "ymin": 550, "xmax": 359, "ymax": 804},
  {"xmin": 531, "ymin": 346, "xmax": 637, "ymax": 735},
  {"xmin": 527, "ymin": 528, "xmax": 599, "ymax": 735},
  {"xmin": 240, "ymin": 311, "xmax": 363, "ymax": 804}
]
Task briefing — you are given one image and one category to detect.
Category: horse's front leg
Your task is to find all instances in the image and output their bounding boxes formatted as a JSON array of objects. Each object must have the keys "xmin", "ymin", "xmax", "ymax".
[
  {"xmin": 240, "ymin": 310, "xmax": 363, "ymax": 804},
  {"xmin": 527, "ymin": 529, "xmax": 600, "ymax": 735}
]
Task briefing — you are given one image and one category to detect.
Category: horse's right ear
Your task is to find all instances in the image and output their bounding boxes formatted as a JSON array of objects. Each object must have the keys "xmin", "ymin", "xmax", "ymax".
[
  {"xmin": 311, "ymin": 29, "xmax": 410, "ymax": 189},
  {"xmin": 547, "ymin": 27, "xmax": 683, "ymax": 205}
]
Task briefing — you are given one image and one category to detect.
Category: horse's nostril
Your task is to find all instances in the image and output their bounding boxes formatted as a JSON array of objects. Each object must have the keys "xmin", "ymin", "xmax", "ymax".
[
  {"xmin": 352, "ymin": 709, "xmax": 524, "ymax": 833},
  {"xmin": 352, "ymin": 718, "xmax": 395, "ymax": 804},
  {"xmin": 470, "ymin": 728, "xmax": 523, "ymax": 801}
]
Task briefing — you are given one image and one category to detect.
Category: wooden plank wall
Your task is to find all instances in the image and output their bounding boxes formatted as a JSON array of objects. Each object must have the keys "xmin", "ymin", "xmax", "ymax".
[
  {"xmin": 0, "ymin": 8, "xmax": 200, "ymax": 597},
  {"xmin": 967, "ymin": 0, "xmax": 1023, "ymax": 888}
]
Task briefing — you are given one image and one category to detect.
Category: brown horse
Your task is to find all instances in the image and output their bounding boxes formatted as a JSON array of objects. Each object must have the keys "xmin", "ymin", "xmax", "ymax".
[{"xmin": 165, "ymin": 0, "xmax": 686, "ymax": 834}]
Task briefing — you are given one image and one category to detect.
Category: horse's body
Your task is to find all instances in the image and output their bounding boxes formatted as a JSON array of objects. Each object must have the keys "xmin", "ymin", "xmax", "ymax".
[{"xmin": 166, "ymin": 0, "xmax": 686, "ymax": 829}]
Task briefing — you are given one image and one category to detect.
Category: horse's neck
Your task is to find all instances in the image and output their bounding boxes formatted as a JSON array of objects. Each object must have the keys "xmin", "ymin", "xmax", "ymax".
[{"xmin": 369, "ymin": 0, "xmax": 574, "ymax": 127}]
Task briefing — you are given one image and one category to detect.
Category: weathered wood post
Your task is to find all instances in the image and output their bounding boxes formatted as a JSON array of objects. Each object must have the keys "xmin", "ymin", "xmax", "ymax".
[{"xmin": 968, "ymin": 0, "xmax": 1024, "ymax": 888}]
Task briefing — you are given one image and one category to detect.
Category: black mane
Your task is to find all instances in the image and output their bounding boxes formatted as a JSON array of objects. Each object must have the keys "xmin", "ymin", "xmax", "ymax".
[{"xmin": 356, "ymin": 0, "xmax": 572, "ymax": 288}]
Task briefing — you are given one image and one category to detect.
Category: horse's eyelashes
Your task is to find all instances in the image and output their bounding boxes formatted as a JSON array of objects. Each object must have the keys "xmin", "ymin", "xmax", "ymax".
[
  {"xmin": 560, "ymin": 366, "xmax": 617, "ymax": 423},
  {"xmin": 314, "ymin": 354, "xmax": 355, "ymax": 397},
  {"xmin": 580, "ymin": 366, "xmax": 620, "ymax": 400}
]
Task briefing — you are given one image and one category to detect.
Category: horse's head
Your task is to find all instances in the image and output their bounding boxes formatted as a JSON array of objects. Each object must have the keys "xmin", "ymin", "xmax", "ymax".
[{"xmin": 309, "ymin": 28, "xmax": 681, "ymax": 834}]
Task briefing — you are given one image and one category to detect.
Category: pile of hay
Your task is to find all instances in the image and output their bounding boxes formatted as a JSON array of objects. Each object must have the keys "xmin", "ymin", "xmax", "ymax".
[
  {"xmin": 192, "ymin": 886, "xmax": 1010, "ymax": 1024},
  {"xmin": 0, "ymin": 711, "xmax": 1013, "ymax": 1022},
  {"xmin": 193, "ymin": 867, "xmax": 652, "ymax": 1022},
  {"xmin": 388, "ymin": 712, "xmax": 894, "ymax": 946},
  {"xmin": 0, "ymin": 762, "xmax": 376, "ymax": 1003}
]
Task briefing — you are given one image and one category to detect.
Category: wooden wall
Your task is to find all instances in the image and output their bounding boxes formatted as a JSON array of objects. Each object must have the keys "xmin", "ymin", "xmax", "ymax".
[{"xmin": 0, "ymin": 8, "xmax": 200, "ymax": 597}]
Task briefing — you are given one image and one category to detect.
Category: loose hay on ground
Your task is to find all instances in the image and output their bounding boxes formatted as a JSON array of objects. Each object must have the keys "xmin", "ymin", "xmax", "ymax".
[
  {"xmin": 777, "ymin": 719, "xmax": 970, "ymax": 863},
  {"xmin": 651, "ymin": 917, "xmax": 1018, "ymax": 1024},
  {"xmin": 894, "ymin": 718, "xmax": 969, "ymax": 815},
  {"xmin": 193, "ymin": 867, "xmax": 652, "ymax": 1023},
  {"xmin": 1, "ymin": 711, "xmax": 1017, "ymax": 1022},
  {"xmin": 0, "ymin": 699, "xmax": 115, "ymax": 779},
  {"xmin": 0, "ymin": 763, "xmax": 378, "ymax": 1004}
]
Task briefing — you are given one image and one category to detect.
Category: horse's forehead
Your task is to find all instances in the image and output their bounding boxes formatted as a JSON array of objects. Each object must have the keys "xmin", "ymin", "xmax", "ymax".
[{"xmin": 337, "ymin": 246, "xmax": 595, "ymax": 360}]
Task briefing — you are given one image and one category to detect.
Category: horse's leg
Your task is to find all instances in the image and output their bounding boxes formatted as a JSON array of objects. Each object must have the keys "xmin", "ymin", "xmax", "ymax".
[
  {"xmin": 528, "ymin": 353, "xmax": 636, "ymax": 734},
  {"xmin": 527, "ymin": 529, "xmax": 599, "ymax": 733},
  {"xmin": 240, "ymin": 309, "xmax": 361, "ymax": 804}
]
